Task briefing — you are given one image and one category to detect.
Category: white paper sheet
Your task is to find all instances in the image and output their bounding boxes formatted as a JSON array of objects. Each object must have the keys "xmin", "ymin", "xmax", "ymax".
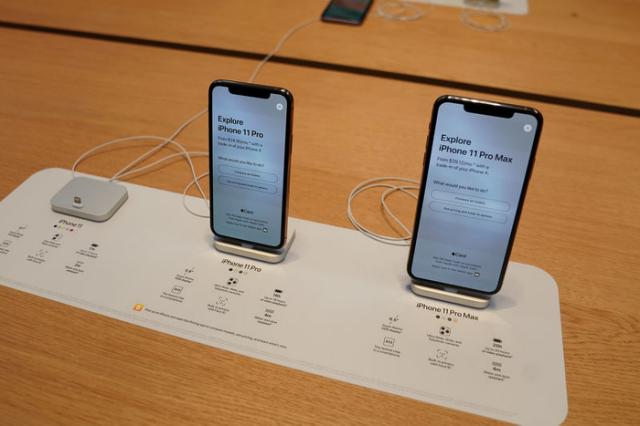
[{"xmin": 413, "ymin": 0, "xmax": 528, "ymax": 15}]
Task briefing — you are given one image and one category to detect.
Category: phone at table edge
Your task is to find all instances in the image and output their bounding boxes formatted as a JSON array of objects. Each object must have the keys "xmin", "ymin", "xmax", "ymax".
[
  {"xmin": 321, "ymin": 0, "xmax": 373, "ymax": 25},
  {"xmin": 407, "ymin": 95, "xmax": 543, "ymax": 296},
  {"xmin": 209, "ymin": 79, "xmax": 293, "ymax": 250}
]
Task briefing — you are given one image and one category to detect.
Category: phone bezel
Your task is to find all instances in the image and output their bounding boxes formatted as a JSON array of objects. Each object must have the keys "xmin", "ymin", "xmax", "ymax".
[
  {"xmin": 407, "ymin": 95, "xmax": 543, "ymax": 296},
  {"xmin": 321, "ymin": 0, "xmax": 373, "ymax": 25},
  {"xmin": 208, "ymin": 79, "xmax": 293, "ymax": 250}
]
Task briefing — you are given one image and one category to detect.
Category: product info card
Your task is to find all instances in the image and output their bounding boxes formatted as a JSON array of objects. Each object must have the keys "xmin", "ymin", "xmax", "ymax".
[{"xmin": 0, "ymin": 169, "xmax": 567, "ymax": 424}]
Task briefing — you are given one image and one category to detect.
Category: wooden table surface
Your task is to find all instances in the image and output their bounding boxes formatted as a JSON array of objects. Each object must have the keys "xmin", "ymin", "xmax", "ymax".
[
  {"xmin": 1, "ymin": 7, "xmax": 639, "ymax": 425},
  {"xmin": 1, "ymin": 0, "xmax": 639, "ymax": 114}
]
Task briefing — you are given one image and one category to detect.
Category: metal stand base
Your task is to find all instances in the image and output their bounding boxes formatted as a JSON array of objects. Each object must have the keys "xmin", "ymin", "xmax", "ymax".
[
  {"xmin": 410, "ymin": 281, "xmax": 491, "ymax": 309},
  {"xmin": 213, "ymin": 229, "xmax": 296, "ymax": 264},
  {"xmin": 50, "ymin": 177, "xmax": 128, "ymax": 222}
]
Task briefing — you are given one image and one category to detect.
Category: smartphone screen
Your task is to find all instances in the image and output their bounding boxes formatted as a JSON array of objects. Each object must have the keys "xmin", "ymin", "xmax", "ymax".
[
  {"xmin": 408, "ymin": 96, "xmax": 541, "ymax": 294},
  {"xmin": 209, "ymin": 81, "xmax": 292, "ymax": 249},
  {"xmin": 322, "ymin": 0, "xmax": 373, "ymax": 25}
]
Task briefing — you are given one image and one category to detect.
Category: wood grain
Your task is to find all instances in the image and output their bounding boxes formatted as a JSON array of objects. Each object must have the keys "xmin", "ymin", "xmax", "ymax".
[
  {"xmin": 0, "ymin": 0, "xmax": 639, "ymax": 109},
  {"xmin": 0, "ymin": 27, "xmax": 639, "ymax": 424}
]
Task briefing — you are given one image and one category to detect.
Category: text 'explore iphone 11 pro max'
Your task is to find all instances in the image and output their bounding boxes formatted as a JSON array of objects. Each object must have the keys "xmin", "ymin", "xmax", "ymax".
[
  {"xmin": 409, "ymin": 96, "xmax": 542, "ymax": 295},
  {"xmin": 209, "ymin": 80, "xmax": 293, "ymax": 249}
]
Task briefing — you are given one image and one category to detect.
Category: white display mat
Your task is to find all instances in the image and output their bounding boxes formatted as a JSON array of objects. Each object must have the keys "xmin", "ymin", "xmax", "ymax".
[
  {"xmin": 415, "ymin": 0, "xmax": 528, "ymax": 15},
  {"xmin": 0, "ymin": 169, "xmax": 566, "ymax": 424}
]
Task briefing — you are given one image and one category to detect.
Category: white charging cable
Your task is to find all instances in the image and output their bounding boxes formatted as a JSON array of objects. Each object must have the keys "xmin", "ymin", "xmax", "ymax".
[
  {"xmin": 182, "ymin": 171, "xmax": 210, "ymax": 218},
  {"xmin": 111, "ymin": 150, "xmax": 208, "ymax": 182},
  {"xmin": 377, "ymin": 1, "xmax": 427, "ymax": 21},
  {"xmin": 248, "ymin": 17, "xmax": 319, "ymax": 83},
  {"xmin": 109, "ymin": 108, "xmax": 208, "ymax": 183},
  {"xmin": 347, "ymin": 177, "xmax": 420, "ymax": 245},
  {"xmin": 460, "ymin": 0, "xmax": 509, "ymax": 32},
  {"xmin": 71, "ymin": 16, "xmax": 320, "ymax": 218},
  {"xmin": 72, "ymin": 135, "xmax": 209, "ymax": 211}
]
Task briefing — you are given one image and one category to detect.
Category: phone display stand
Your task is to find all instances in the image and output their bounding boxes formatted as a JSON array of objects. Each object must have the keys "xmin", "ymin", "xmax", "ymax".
[
  {"xmin": 410, "ymin": 280, "xmax": 491, "ymax": 309},
  {"xmin": 213, "ymin": 229, "xmax": 296, "ymax": 264},
  {"xmin": 50, "ymin": 177, "xmax": 128, "ymax": 222}
]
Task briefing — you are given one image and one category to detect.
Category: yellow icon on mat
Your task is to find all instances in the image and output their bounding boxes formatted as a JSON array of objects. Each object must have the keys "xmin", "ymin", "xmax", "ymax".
[{"xmin": 133, "ymin": 303, "xmax": 144, "ymax": 312}]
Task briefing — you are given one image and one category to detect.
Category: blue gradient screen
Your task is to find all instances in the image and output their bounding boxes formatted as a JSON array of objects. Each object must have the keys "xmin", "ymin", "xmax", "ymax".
[
  {"xmin": 323, "ymin": 0, "xmax": 371, "ymax": 21},
  {"xmin": 211, "ymin": 86, "xmax": 288, "ymax": 247},
  {"xmin": 411, "ymin": 102, "xmax": 538, "ymax": 293}
]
